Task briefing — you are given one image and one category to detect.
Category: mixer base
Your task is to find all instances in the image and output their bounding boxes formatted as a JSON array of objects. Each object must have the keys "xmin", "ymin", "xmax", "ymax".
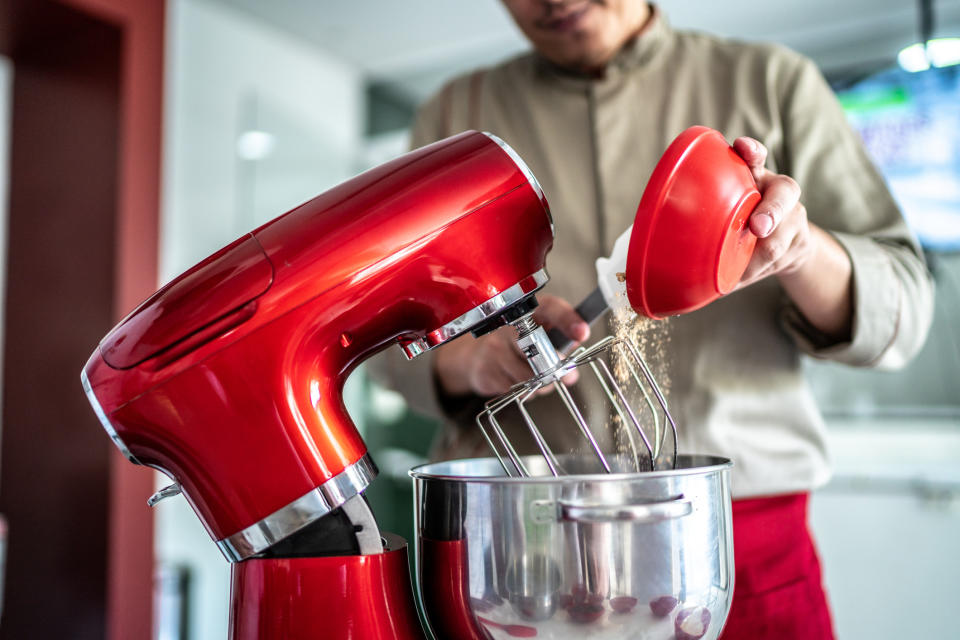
[{"xmin": 228, "ymin": 533, "xmax": 426, "ymax": 640}]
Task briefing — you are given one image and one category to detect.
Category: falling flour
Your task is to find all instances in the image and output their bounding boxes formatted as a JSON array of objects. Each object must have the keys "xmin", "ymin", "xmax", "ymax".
[{"xmin": 606, "ymin": 276, "xmax": 672, "ymax": 471}]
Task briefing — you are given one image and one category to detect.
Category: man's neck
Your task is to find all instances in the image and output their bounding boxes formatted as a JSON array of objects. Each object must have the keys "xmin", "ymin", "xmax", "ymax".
[{"xmin": 574, "ymin": 2, "xmax": 656, "ymax": 77}]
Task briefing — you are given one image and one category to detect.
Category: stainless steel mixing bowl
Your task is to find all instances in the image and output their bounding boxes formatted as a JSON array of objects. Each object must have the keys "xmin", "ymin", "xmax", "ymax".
[{"xmin": 410, "ymin": 454, "xmax": 733, "ymax": 640}]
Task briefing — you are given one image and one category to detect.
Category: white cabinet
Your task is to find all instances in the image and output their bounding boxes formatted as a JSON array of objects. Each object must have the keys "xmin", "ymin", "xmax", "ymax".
[{"xmin": 811, "ymin": 418, "xmax": 960, "ymax": 640}]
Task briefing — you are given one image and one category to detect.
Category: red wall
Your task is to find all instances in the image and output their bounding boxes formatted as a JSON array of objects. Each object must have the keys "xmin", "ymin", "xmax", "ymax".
[{"xmin": 0, "ymin": 1, "xmax": 164, "ymax": 637}]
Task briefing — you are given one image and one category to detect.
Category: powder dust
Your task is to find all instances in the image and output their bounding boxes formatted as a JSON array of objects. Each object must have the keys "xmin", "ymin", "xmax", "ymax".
[{"xmin": 605, "ymin": 276, "xmax": 672, "ymax": 471}]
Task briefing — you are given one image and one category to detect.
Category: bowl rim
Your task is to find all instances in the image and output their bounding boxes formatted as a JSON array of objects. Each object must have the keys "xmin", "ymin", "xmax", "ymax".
[
  {"xmin": 408, "ymin": 453, "xmax": 733, "ymax": 484},
  {"xmin": 626, "ymin": 125, "xmax": 759, "ymax": 318},
  {"xmin": 627, "ymin": 125, "xmax": 716, "ymax": 318}
]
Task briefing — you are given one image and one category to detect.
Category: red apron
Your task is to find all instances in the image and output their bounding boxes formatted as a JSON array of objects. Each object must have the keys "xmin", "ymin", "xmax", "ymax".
[{"xmin": 719, "ymin": 493, "xmax": 835, "ymax": 640}]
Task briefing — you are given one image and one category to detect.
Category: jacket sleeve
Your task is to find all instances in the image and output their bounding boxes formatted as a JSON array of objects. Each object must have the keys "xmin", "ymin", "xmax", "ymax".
[{"xmin": 773, "ymin": 52, "xmax": 935, "ymax": 370}]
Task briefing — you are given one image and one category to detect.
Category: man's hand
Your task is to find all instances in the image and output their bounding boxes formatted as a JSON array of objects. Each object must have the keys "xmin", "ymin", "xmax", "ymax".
[
  {"xmin": 433, "ymin": 294, "xmax": 590, "ymax": 398},
  {"xmin": 732, "ymin": 137, "xmax": 853, "ymax": 340},
  {"xmin": 733, "ymin": 137, "xmax": 814, "ymax": 284}
]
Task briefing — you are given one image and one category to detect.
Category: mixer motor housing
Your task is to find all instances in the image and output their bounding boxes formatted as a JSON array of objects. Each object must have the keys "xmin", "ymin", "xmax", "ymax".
[{"xmin": 81, "ymin": 131, "xmax": 555, "ymax": 639}]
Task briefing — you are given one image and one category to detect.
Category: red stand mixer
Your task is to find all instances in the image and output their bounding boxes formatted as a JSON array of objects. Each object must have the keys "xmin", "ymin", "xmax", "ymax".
[{"xmin": 82, "ymin": 128, "xmax": 760, "ymax": 639}]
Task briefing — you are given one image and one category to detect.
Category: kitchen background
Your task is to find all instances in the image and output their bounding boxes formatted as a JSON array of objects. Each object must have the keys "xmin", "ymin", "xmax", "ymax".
[{"xmin": 1, "ymin": 0, "xmax": 958, "ymax": 639}]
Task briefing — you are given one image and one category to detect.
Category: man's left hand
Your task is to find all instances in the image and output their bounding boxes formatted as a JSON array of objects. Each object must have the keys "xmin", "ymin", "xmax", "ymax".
[
  {"xmin": 732, "ymin": 136, "xmax": 814, "ymax": 286},
  {"xmin": 730, "ymin": 136, "xmax": 853, "ymax": 341}
]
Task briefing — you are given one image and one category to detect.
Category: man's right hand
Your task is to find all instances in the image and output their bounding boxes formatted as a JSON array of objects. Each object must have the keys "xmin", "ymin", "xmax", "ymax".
[{"xmin": 432, "ymin": 294, "xmax": 590, "ymax": 398}]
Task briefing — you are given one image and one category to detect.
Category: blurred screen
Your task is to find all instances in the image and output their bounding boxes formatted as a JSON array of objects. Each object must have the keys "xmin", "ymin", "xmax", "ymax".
[{"xmin": 835, "ymin": 66, "xmax": 960, "ymax": 251}]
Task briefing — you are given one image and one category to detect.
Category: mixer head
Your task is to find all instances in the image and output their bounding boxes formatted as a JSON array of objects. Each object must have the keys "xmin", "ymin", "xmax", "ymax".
[{"xmin": 81, "ymin": 130, "xmax": 556, "ymax": 562}]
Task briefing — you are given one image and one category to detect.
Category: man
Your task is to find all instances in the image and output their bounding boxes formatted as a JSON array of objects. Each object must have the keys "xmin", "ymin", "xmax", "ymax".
[{"xmin": 372, "ymin": 1, "xmax": 934, "ymax": 637}]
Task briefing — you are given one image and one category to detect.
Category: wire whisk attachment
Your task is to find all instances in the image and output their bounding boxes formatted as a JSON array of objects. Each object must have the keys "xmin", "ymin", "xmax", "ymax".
[{"xmin": 476, "ymin": 317, "xmax": 677, "ymax": 478}]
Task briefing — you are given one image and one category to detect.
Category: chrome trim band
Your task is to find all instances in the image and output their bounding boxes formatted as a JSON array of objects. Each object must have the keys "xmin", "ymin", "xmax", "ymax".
[
  {"xmin": 81, "ymin": 368, "xmax": 140, "ymax": 464},
  {"xmin": 399, "ymin": 269, "xmax": 549, "ymax": 360},
  {"xmin": 216, "ymin": 453, "xmax": 378, "ymax": 562},
  {"xmin": 483, "ymin": 131, "xmax": 553, "ymax": 234}
]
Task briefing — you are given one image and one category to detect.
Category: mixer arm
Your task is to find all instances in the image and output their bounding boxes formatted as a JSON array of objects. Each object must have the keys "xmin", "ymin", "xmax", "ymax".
[{"xmin": 250, "ymin": 293, "xmax": 554, "ymax": 560}]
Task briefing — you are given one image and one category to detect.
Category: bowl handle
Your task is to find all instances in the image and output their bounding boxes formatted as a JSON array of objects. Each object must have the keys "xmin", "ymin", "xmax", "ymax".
[{"xmin": 556, "ymin": 495, "xmax": 692, "ymax": 524}]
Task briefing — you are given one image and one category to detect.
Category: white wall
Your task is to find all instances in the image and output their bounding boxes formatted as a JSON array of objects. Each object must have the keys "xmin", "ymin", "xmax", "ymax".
[
  {"xmin": 161, "ymin": 0, "xmax": 364, "ymax": 283},
  {"xmin": 156, "ymin": 2, "xmax": 365, "ymax": 638}
]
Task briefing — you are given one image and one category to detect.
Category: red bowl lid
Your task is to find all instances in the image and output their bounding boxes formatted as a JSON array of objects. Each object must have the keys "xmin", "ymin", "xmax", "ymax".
[{"xmin": 625, "ymin": 127, "xmax": 760, "ymax": 318}]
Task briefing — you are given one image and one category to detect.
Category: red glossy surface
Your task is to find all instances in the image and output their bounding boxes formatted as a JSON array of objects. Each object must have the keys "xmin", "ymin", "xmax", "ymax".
[
  {"xmin": 101, "ymin": 235, "xmax": 273, "ymax": 369},
  {"xmin": 419, "ymin": 538, "xmax": 491, "ymax": 640},
  {"xmin": 229, "ymin": 544, "xmax": 426, "ymax": 640},
  {"xmin": 626, "ymin": 126, "xmax": 760, "ymax": 318},
  {"xmin": 83, "ymin": 131, "xmax": 554, "ymax": 540}
]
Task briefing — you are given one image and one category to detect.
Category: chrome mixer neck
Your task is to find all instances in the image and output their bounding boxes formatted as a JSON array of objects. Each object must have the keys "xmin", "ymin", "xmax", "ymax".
[{"xmin": 511, "ymin": 314, "xmax": 563, "ymax": 379}]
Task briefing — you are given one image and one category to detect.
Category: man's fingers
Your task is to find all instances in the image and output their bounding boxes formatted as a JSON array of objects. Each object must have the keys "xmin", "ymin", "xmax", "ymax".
[
  {"xmin": 739, "ymin": 201, "xmax": 808, "ymax": 285},
  {"xmin": 748, "ymin": 174, "xmax": 800, "ymax": 238},
  {"xmin": 481, "ymin": 328, "xmax": 528, "ymax": 382},
  {"xmin": 534, "ymin": 294, "xmax": 590, "ymax": 344},
  {"xmin": 476, "ymin": 369, "xmax": 516, "ymax": 397},
  {"xmin": 502, "ymin": 350, "xmax": 535, "ymax": 385},
  {"xmin": 732, "ymin": 137, "xmax": 767, "ymax": 183},
  {"xmin": 559, "ymin": 368, "xmax": 580, "ymax": 386}
]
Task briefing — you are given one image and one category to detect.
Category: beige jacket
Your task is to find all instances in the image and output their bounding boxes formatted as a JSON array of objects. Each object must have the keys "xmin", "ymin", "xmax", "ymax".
[{"xmin": 369, "ymin": 10, "xmax": 934, "ymax": 497}]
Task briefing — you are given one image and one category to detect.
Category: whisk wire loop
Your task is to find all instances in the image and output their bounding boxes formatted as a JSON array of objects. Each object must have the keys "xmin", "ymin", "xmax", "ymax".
[{"xmin": 475, "ymin": 327, "xmax": 677, "ymax": 478}]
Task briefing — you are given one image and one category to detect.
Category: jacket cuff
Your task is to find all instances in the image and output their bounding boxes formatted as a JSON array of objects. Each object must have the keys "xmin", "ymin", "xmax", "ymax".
[
  {"xmin": 434, "ymin": 377, "xmax": 488, "ymax": 426},
  {"xmin": 780, "ymin": 232, "xmax": 899, "ymax": 366}
]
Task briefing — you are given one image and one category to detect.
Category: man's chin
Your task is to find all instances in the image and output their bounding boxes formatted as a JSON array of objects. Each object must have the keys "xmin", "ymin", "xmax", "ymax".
[{"xmin": 544, "ymin": 47, "xmax": 613, "ymax": 74}]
